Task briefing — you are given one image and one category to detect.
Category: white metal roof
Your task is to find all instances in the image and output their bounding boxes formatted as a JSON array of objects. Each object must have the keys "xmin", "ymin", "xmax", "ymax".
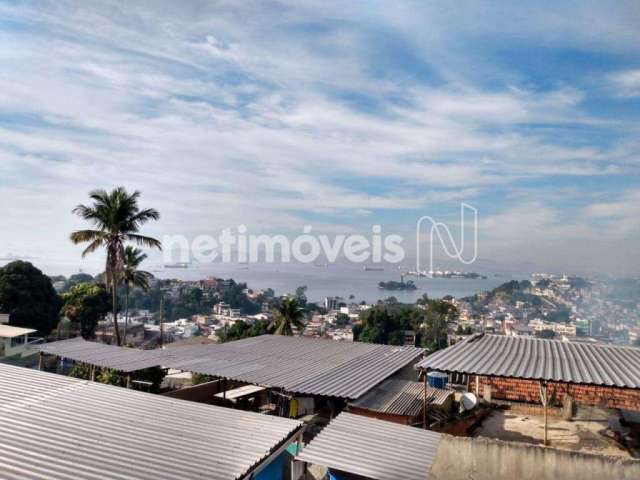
[
  {"xmin": 296, "ymin": 412, "xmax": 442, "ymax": 480},
  {"xmin": 161, "ymin": 335, "xmax": 425, "ymax": 399},
  {"xmin": 38, "ymin": 337, "xmax": 167, "ymax": 372},
  {"xmin": 0, "ymin": 363, "xmax": 301, "ymax": 480},
  {"xmin": 0, "ymin": 324, "xmax": 36, "ymax": 338},
  {"xmin": 215, "ymin": 384, "xmax": 266, "ymax": 401},
  {"xmin": 417, "ymin": 333, "xmax": 640, "ymax": 388},
  {"xmin": 40, "ymin": 335, "xmax": 425, "ymax": 399},
  {"xmin": 349, "ymin": 379, "xmax": 452, "ymax": 416}
]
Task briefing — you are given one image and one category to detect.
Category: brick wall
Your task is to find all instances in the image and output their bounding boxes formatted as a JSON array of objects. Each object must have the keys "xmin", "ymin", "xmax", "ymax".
[{"xmin": 468, "ymin": 375, "xmax": 640, "ymax": 411}]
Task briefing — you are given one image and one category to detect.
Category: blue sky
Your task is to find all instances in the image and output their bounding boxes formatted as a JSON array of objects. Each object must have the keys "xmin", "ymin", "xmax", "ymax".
[{"xmin": 0, "ymin": 1, "xmax": 639, "ymax": 275}]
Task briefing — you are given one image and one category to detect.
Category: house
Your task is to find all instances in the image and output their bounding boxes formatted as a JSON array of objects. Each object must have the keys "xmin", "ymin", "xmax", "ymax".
[
  {"xmin": 296, "ymin": 412, "xmax": 640, "ymax": 480},
  {"xmin": 417, "ymin": 333, "xmax": 640, "ymax": 411},
  {"xmin": 0, "ymin": 363, "xmax": 302, "ymax": 479},
  {"xmin": 0, "ymin": 323, "xmax": 37, "ymax": 358}
]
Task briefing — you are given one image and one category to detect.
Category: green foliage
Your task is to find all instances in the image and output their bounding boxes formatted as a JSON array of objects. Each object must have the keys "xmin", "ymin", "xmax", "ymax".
[
  {"xmin": 70, "ymin": 187, "xmax": 161, "ymax": 346},
  {"xmin": 335, "ymin": 313, "xmax": 350, "ymax": 327},
  {"xmin": 192, "ymin": 373, "xmax": 214, "ymax": 385},
  {"xmin": 352, "ymin": 322, "xmax": 363, "ymax": 341},
  {"xmin": 55, "ymin": 273, "xmax": 96, "ymax": 293},
  {"xmin": 221, "ymin": 279, "xmax": 261, "ymax": 314},
  {"xmin": 69, "ymin": 360, "xmax": 165, "ymax": 392},
  {"xmin": 62, "ymin": 282, "xmax": 111, "ymax": 339},
  {"xmin": 358, "ymin": 304, "xmax": 423, "ymax": 345},
  {"xmin": 0, "ymin": 261, "xmax": 62, "ymax": 336},
  {"xmin": 545, "ymin": 308, "xmax": 570, "ymax": 323},
  {"xmin": 270, "ymin": 297, "xmax": 305, "ymax": 335},
  {"xmin": 536, "ymin": 329, "xmax": 556, "ymax": 339},
  {"xmin": 421, "ymin": 300, "xmax": 458, "ymax": 351},
  {"xmin": 218, "ymin": 320, "xmax": 271, "ymax": 342},
  {"xmin": 358, "ymin": 299, "xmax": 458, "ymax": 349},
  {"xmin": 123, "ymin": 247, "xmax": 152, "ymax": 292},
  {"xmin": 69, "ymin": 362, "xmax": 92, "ymax": 380},
  {"xmin": 98, "ymin": 366, "xmax": 166, "ymax": 393},
  {"xmin": 456, "ymin": 325, "xmax": 474, "ymax": 335}
]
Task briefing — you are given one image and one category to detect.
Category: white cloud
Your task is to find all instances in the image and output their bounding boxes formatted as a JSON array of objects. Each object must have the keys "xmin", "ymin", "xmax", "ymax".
[
  {"xmin": 608, "ymin": 69, "xmax": 640, "ymax": 97},
  {"xmin": 0, "ymin": 1, "xmax": 638, "ymax": 274}
]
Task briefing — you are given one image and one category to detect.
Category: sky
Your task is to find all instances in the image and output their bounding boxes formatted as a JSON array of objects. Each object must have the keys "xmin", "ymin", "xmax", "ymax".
[{"xmin": 0, "ymin": 0, "xmax": 639, "ymax": 276}]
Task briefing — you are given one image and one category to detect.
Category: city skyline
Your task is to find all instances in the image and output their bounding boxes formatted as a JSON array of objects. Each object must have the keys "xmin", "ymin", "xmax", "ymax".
[{"xmin": 0, "ymin": 1, "xmax": 639, "ymax": 275}]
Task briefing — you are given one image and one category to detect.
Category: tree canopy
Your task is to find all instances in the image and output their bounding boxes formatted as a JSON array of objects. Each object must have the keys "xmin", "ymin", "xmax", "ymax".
[
  {"xmin": 0, "ymin": 261, "xmax": 62, "ymax": 336},
  {"xmin": 70, "ymin": 187, "xmax": 161, "ymax": 345},
  {"xmin": 62, "ymin": 282, "xmax": 111, "ymax": 339},
  {"xmin": 270, "ymin": 297, "xmax": 305, "ymax": 335},
  {"xmin": 218, "ymin": 320, "xmax": 271, "ymax": 343},
  {"xmin": 356, "ymin": 298, "xmax": 458, "ymax": 349}
]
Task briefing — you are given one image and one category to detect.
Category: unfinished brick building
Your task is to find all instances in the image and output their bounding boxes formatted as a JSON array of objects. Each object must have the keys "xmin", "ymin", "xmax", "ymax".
[{"xmin": 417, "ymin": 333, "xmax": 640, "ymax": 411}]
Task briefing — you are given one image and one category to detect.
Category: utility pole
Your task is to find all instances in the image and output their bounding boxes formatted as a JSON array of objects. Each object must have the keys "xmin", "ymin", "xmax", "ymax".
[
  {"xmin": 423, "ymin": 371, "xmax": 428, "ymax": 429},
  {"xmin": 159, "ymin": 296, "xmax": 164, "ymax": 349}
]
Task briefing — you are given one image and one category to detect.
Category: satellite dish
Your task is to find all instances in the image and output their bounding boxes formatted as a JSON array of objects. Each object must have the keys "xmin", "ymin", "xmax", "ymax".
[{"xmin": 461, "ymin": 392, "xmax": 477, "ymax": 411}]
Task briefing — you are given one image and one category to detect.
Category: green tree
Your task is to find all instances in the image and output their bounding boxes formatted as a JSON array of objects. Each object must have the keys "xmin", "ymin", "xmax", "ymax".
[
  {"xmin": 64, "ymin": 273, "xmax": 95, "ymax": 292},
  {"xmin": 122, "ymin": 246, "xmax": 152, "ymax": 339},
  {"xmin": 0, "ymin": 261, "xmax": 62, "ymax": 335},
  {"xmin": 421, "ymin": 300, "xmax": 458, "ymax": 351},
  {"xmin": 270, "ymin": 297, "xmax": 305, "ymax": 335},
  {"xmin": 70, "ymin": 187, "xmax": 161, "ymax": 345},
  {"xmin": 335, "ymin": 313, "xmax": 350, "ymax": 327},
  {"xmin": 536, "ymin": 329, "xmax": 556, "ymax": 339},
  {"xmin": 218, "ymin": 320, "xmax": 271, "ymax": 343},
  {"xmin": 71, "ymin": 364, "xmax": 166, "ymax": 393},
  {"xmin": 62, "ymin": 282, "xmax": 111, "ymax": 339}
]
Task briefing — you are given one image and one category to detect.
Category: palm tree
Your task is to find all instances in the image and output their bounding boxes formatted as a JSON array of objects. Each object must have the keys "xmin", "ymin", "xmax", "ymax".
[
  {"xmin": 122, "ymin": 246, "xmax": 152, "ymax": 342},
  {"xmin": 70, "ymin": 187, "xmax": 161, "ymax": 346},
  {"xmin": 270, "ymin": 297, "xmax": 305, "ymax": 336}
]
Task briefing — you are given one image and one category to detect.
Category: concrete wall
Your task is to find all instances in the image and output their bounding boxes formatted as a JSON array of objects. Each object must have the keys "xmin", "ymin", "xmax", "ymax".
[
  {"xmin": 0, "ymin": 336, "xmax": 32, "ymax": 358},
  {"xmin": 470, "ymin": 375, "xmax": 640, "ymax": 411},
  {"xmin": 429, "ymin": 435, "xmax": 640, "ymax": 480}
]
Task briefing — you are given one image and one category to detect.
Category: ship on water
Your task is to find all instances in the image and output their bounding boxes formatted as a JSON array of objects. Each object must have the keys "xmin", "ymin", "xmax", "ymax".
[{"xmin": 163, "ymin": 262, "xmax": 190, "ymax": 269}]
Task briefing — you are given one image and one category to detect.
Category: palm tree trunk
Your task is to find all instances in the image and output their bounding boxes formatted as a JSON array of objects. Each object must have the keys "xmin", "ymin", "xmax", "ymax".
[
  {"xmin": 112, "ymin": 286, "xmax": 121, "ymax": 346},
  {"xmin": 123, "ymin": 283, "xmax": 129, "ymax": 344}
]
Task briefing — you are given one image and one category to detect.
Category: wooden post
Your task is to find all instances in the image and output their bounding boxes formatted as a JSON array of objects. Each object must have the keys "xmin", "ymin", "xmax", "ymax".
[
  {"xmin": 90, "ymin": 365, "xmax": 96, "ymax": 382},
  {"xmin": 223, "ymin": 378, "xmax": 227, "ymax": 399},
  {"xmin": 126, "ymin": 374, "xmax": 131, "ymax": 389},
  {"xmin": 475, "ymin": 375, "xmax": 480, "ymax": 396},
  {"xmin": 540, "ymin": 381, "xmax": 548, "ymax": 446},
  {"xmin": 38, "ymin": 352, "xmax": 44, "ymax": 371}
]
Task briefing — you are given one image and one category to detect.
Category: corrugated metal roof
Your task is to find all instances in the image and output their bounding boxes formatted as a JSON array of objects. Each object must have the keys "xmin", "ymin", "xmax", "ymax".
[
  {"xmin": 161, "ymin": 335, "xmax": 425, "ymax": 399},
  {"xmin": 417, "ymin": 333, "xmax": 640, "ymax": 388},
  {"xmin": 0, "ymin": 363, "xmax": 301, "ymax": 480},
  {"xmin": 0, "ymin": 324, "xmax": 36, "ymax": 338},
  {"xmin": 349, "ymin": 379, "xmax": 452, "ymax": 416},
  {"xmin": 37, "ymin": 337, "xmax": 167, "ymax": 373},
  {"xmin": 39, "ymin": 335, "xmax": 424, "ymax": 398},
  {"xmin": 296, "ymin": 412, "xmax": 441, "ymax": 480}
]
